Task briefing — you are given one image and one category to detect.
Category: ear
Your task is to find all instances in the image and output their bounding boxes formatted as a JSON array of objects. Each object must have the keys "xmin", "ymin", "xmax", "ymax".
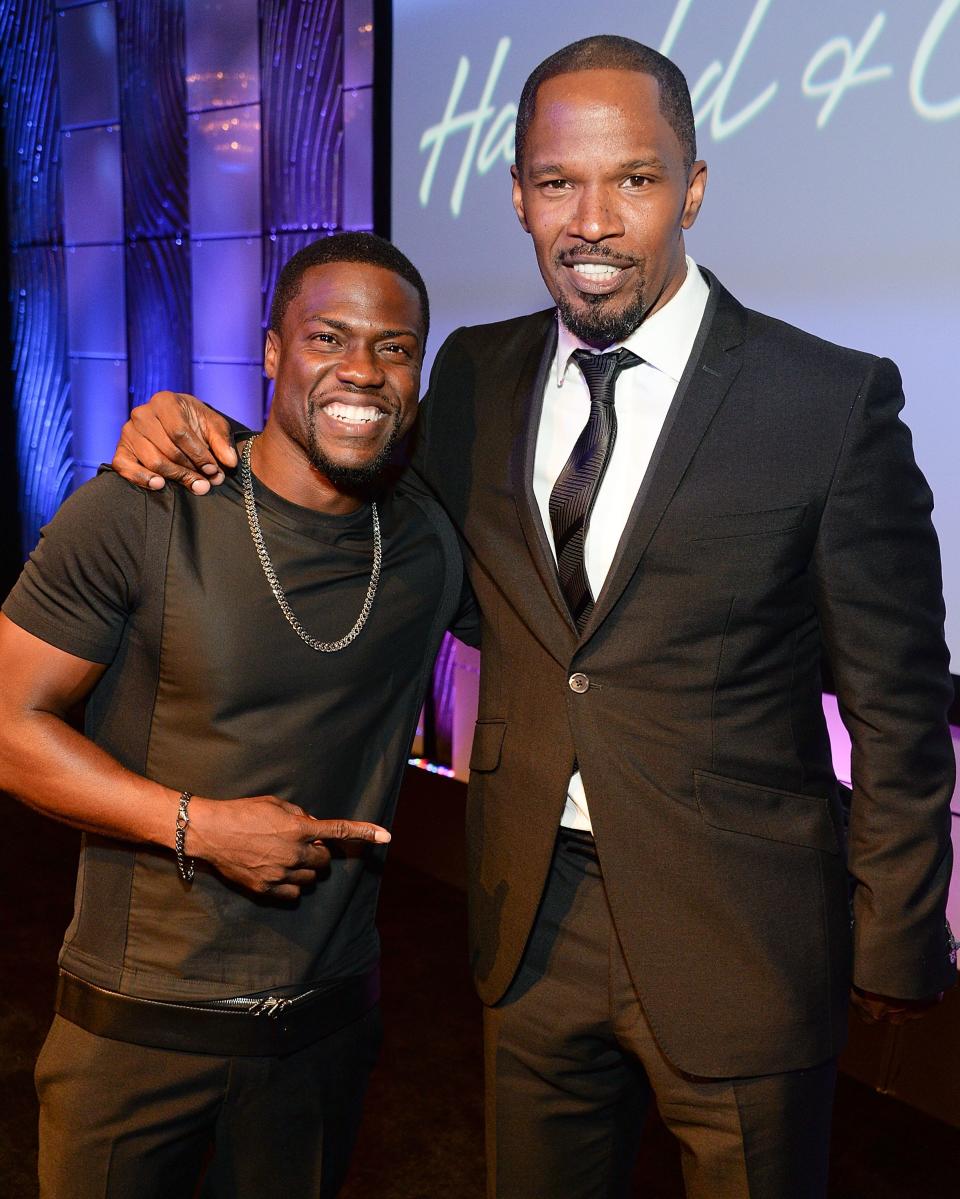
[
  {"xmin": 511, "ymin": 164, "xmax": 530, "ymax": 233},
  {"xmin": 263, "ymin": 329, "xmax": 280, "ymax": 380},
  {"xmin": 681, "ymin": 160, "xmax": 708, "ymax": 230}
]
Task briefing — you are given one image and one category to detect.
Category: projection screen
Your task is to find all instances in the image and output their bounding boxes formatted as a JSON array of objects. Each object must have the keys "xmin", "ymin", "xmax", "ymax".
[{"xmin": 391, "ymin": 0, "xmax": 960, "ymax": 676}]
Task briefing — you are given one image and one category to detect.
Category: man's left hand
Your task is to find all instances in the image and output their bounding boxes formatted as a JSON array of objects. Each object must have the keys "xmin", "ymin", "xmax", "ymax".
[{"xmin": 850, "ymin": 986, "xmax": 943, "ymax": 1024}]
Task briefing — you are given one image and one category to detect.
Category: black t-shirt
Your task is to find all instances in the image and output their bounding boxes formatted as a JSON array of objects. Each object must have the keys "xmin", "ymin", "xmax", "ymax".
[{"xmin": 3, "ymin": 463, "xmax": 463, "ymax": 1001}]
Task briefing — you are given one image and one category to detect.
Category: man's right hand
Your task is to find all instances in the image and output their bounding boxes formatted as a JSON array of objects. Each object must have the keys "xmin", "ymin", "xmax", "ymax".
[
  {"xmin": 187, "ymin": 794, "xmax": 391, "ymax": 901},
  {"xmin": 113, "ymin": 391, "xmax": 238, "ymax": 495}
]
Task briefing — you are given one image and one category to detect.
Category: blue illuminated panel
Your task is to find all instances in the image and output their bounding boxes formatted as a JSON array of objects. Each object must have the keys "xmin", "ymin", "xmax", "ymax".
[
  {"xmin": 343, "ymin": 86, "xmax": 372, "ymax": 230},
  {"xmin": 61, "ymin": 125, "xmax": 124, "ymax": 245},
  {"xmin": 69, "ymin": 357, "xmax": 129, "ymax": 480},
  {"xmin": 189, "ymin": 104, "xmax": 263, "ymax": 238},
  {"xmin": 185, "ymin": 0, "xmax": 260, "ymax": 112},
  {"xmin": 65, "ymin": 244, "xmax": 126, "ymax": 358},
  {"xmin": 192, "ymin": 362, "xmax": 265, "ymax": 430},
  {"xmin": 191, "ymin": 237, "xmax": 263, "ymax": 365},
  {"xmin": 343, "ymin": 0, "xmax": 373, "ymax": 90},
  {"xmin": 56, "ymin": 1, "xmax": 120, "ymax": 128}
]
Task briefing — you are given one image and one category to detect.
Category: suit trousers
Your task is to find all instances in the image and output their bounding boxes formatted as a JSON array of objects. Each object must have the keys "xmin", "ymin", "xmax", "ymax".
[
  {"xmin": 35, "ymin": 1005, "xmax": 381, "ymax": 1199},
  {"xmin": 484, "ymin": 832, "xmax": 837, "ymax": 1199}
]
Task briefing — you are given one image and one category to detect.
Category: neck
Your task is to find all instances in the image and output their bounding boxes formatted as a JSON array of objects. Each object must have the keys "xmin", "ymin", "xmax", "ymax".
[{"xmin": 248, "ymin": 426, "xmax": 366, "ymax": 515}]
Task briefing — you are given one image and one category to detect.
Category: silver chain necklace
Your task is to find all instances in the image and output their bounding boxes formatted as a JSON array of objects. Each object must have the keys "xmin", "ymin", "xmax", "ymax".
[{"xmin": 240, "ymin": 435, "xmax": 381, "ymax": 653}]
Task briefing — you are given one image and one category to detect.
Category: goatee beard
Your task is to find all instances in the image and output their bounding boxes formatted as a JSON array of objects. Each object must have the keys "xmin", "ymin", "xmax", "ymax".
[
  {"xmin": 306, "ymin": 402, "xmax": 403, "ymax": 491},
  {"xmin": 556, "ymin": 284, "xmax": 648, "ymax": 348}
]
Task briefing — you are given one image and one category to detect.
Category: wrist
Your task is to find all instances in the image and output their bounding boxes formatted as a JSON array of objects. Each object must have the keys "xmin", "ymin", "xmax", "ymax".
[
  {"xmin": 175, "ymin": 791, "xmax": 194, "ymax": 883},
  {"xmin": 179, "ymin": 794, "xmax": 219, "ymax": 864}
]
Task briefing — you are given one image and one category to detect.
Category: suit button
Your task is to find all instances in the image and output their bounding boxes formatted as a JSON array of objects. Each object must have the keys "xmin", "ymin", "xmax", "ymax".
[{"xmin": 568, "ymin": 673, "xmax": 590, "ymax": 694}]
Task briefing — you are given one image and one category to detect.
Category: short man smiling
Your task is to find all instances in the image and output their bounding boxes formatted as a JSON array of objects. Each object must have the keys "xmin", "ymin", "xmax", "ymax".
[{"xmin": 0, "ymin": 233, "xmax": 472, "ymax": 1199}]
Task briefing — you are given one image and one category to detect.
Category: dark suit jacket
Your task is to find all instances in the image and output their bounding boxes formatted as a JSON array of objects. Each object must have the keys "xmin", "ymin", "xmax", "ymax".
[{"xmin": 412, "ymin": 270, "xmax": 956, "ymax": 1078}]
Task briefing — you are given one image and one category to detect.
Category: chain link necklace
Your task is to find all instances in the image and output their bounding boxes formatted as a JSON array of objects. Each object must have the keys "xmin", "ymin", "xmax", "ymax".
[{"xmin": 240, "ymin": 435, "xmax": 381, "ymax": 653}]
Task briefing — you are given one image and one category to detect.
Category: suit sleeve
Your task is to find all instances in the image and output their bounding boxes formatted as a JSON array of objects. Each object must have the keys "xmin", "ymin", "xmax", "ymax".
[
  {"xmin": 408, "ymin": 330, "xmax": 481, "ymax": 648},
  {"xmin": 811, "ymin": 356, "xmax": 956, "ymax": 998},
  {"xmin": 409, "ymin": 328, "xmax": 465, "ymax": 497}
]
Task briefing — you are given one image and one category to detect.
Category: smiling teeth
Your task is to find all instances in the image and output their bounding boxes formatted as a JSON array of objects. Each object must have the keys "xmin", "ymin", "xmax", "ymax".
[
  {"xmin": 573, "ymin": 263, "xmax": 622, "ymax": 279},
  {"xmin": 325, "ymin": 402, "xmax": 384, "ymax": 423}
]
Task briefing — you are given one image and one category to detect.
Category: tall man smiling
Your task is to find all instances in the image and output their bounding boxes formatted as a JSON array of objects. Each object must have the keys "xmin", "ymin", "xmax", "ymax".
[
  {"xmin": 112, "ymin": 37, "xmax": 956, "ymax": 1199},
  {"xmin": 0, "ymin": 233, "xmax": 469, "ymax": 1199}
]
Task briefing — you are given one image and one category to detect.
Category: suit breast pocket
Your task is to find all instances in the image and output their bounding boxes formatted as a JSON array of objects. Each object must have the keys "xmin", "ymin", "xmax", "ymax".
[{"xmin": 690, "ymin": 504, "xmax": 807, "ymax": 542}]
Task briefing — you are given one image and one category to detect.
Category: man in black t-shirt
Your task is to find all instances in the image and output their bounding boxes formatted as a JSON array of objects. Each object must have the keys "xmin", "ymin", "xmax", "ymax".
[{"xmin": 0, "ymin": 234, "xmax": 471, "ymax": 1199}]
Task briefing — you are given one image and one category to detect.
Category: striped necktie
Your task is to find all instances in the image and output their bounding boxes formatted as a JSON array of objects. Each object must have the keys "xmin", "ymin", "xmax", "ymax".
[{"xmin": 548, "ymin": 347, "xmax": 642, "ymax": 631}]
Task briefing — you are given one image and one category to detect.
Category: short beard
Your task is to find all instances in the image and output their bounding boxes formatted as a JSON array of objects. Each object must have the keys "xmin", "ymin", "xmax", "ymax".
[
  {"xmin": 553, "ymin": 249, "xmax": 648, "ymax": 347},
  {"xmin": 556, "ymin": 283, "xmax": 649, "ymax": 348},
  {"xmin": 306, "ymin": 402, "xmax": 403, "ymax": 492}
]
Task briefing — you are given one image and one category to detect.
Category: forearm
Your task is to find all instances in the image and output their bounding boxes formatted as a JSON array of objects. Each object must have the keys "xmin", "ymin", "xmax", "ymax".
[{"xmin": 0, "ymin": 706, "xmax": 179, "ymax": 850}]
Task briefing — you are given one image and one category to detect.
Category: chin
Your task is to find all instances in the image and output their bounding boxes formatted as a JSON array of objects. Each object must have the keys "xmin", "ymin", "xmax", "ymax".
[
  {"xmin": 309, "ymin": 439, "xmax": 396, "ymax": 489},
  {"xmin": 557, "ymin": 290, "xmax": 648, "ymax": 347}
]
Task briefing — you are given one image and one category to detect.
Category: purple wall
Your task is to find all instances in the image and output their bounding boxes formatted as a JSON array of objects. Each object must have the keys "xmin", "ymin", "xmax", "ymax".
[{"xmin": 2, "ymin": 0, "xmax": 376, "ymax": 534}]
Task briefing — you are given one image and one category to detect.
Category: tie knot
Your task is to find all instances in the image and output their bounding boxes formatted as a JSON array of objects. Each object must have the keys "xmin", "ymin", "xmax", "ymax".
[{"xmin": 571, "ymin": 348, "xmax": 642, "ymax": 404}]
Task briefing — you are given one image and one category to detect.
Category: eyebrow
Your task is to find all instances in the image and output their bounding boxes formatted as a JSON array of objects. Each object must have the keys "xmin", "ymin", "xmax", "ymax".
[
  {"xmin": 303, "ymin": 316, "xmax": 420, "ymax": 341},
  {"xmin": 527, "ymin": 156, "xmax": 667, "ymax": 179},
  {"xmin": 527, "ymin": 163, "xmax": 566, "ymax": 179},
  {"xmin": 621, "ymin": 157, "xmax": 667, "ymax": 172}
]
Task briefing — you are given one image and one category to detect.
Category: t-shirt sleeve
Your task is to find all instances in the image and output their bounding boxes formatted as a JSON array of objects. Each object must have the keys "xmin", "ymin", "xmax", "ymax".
[{"xmin": 2, "ymin": 472, "xmax": 148, "ymax": 664}]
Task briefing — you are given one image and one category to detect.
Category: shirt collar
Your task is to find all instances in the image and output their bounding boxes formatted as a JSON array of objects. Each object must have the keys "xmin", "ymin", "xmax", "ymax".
[{"xmin": 555, "ymin": 256, "xmax": 710, "ymax": 387}]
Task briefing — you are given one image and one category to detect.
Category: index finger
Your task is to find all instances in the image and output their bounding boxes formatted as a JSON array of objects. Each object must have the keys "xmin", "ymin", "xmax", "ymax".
[{"xmin": 306, "ymin": 819, "xmax": 391, "ymax": 845}]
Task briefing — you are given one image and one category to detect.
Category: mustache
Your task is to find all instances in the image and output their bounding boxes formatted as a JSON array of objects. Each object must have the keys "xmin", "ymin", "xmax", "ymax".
[{"xmin": 554, "ymin": 245, "xmax": 639, "ymax": 269}]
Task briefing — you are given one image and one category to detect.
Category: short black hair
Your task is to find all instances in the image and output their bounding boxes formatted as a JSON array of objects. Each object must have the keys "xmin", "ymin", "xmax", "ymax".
[
  {"xmin": 515, "ymin": 35, "xmax": 697, "ymax": 173},
  {"xmin": 268, "ymin": 231, "xmax": 430, "ymax": 345}
]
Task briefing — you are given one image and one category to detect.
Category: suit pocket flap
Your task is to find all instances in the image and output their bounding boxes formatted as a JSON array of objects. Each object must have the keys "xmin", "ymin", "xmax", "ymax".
[
  {"xmin": 691, "ymin": 504, "xmax": 807, "ymax": 541},
  {"xmin": 694, "ymin": 770, "xmax": 840, "ymax": 853},
  {"xmin": 469, "ymin": 720, "xmax": 506, "ymax": 772}
]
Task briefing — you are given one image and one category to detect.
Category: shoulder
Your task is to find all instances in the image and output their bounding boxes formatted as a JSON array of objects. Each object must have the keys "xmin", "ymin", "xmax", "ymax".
[
  {"xmin": 27, "ymin": 471, "xmax": 165, "ymax": 570},
  {"xmin": 707, "ymin": 269, "xmax": 882, "ymax": 388},
  {"xmin": 744, "ymin": 308, "xmax": 878, "ymax": 375},
  {"xmin": 52, "ymin": 467, "xmax": 152, "ymax": 522},
  {"xmin": 3, "ymin": 473, "xmax": 161, "ymax": 662},
  {"xmin": 431, "ymin": 309, "xmax": 555, "ymax": 370}
]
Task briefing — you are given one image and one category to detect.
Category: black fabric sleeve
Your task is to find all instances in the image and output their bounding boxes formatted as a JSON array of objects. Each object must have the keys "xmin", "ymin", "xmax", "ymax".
[
  {"xmin": 811, "ymin": 356, "xmax": 956, "ymax": 997},
  {"xmin": 2, "ymin": 473, "xmax": 148, "ymax": 664}
]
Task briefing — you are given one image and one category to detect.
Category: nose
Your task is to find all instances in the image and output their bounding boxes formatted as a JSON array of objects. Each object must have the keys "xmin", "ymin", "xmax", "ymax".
[
  {"xmin": 566, "ymin": 185, "xmax": 624, "ymax": 243},
  {"xmin": 336, "ymin": 341, "xmax": 385, "ymax": 388}
]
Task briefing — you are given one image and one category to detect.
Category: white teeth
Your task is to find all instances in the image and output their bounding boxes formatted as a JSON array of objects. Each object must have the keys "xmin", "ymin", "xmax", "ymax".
[
  {"xmin": 324, "ymin": 402, "xmax": 384, "ymax": 424},
  {"xmin": 572, "ymin": 263, "xmax": 622, "ymax": 279}
]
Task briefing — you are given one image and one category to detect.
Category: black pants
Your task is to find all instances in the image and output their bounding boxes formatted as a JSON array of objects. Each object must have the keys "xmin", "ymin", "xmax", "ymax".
[
  {"xmin": 36, "ymin": 1005, "xmax": 381, "ymax": 1199},
  {"xmin": 484, "ymin": 834, "xmax": 837, "ymax": 1198}
]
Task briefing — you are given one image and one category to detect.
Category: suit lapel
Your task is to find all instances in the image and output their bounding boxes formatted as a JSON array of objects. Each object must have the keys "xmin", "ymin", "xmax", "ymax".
[
  {"xmin": 508, "ymin": 315, "xmax": 581, "ymax": 646},
  {"xmin": 580, "ymin": 276, "xmax": 748, "ymax": 641}
]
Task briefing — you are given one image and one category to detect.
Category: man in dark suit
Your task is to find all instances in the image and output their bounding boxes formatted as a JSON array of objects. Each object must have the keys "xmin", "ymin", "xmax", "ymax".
[{"xmin": 112, "ymin": 35, "xmax": 956, "ymax": 1199}]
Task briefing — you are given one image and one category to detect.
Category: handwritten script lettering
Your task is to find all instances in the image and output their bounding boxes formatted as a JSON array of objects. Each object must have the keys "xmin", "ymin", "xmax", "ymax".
[
  {"xmin": 911, "ymin": 0, "xmax": 960, "ymax": 120},
  {"xmin": 801, "ymin": 13, "xmax": 892, "ymax": 128},
  {"xmin": 417, "ymin": 1, "xmax": 959, "ymax": 218}
]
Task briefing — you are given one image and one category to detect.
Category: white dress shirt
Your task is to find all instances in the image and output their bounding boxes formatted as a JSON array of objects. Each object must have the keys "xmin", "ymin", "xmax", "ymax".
[{"xmin": 532, "ymin": 256, "xmax": 711, "ymax": 831}]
